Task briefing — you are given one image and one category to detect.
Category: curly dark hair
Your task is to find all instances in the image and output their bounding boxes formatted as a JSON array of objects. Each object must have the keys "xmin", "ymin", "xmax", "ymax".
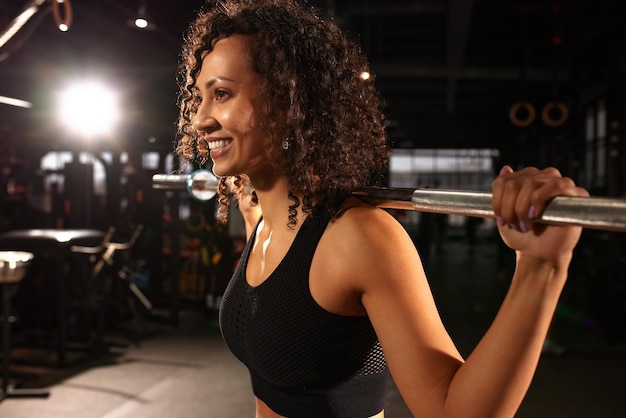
[
  {"xmin": 175, "ymin": 0, "xmax": 390, "ymax": 227},
  {"xmin": 217, "ymin": 175, "xmax": 259, "ymax": 221}
]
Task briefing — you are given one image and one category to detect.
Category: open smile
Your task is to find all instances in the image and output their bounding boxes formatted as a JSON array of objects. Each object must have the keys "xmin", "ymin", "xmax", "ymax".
[{"xmin": 208, "ymin": 139, "xmax": 233, "ymax": 151}]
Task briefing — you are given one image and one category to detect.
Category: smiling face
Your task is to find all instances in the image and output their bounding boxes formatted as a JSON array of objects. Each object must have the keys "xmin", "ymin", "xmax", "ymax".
[{"xmin": 192, "ymin": 35, "xmax": 272, "ymax": 180}]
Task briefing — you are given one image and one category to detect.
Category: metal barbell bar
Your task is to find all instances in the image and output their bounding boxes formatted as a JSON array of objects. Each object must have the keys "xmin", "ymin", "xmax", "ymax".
[
  {"xmin": 153, "ymin": 170, "xmax": 219, "ymax": 201},
  {"xmin": 152, "ymin": 171, "xmax": 626, "ymax": 233}
]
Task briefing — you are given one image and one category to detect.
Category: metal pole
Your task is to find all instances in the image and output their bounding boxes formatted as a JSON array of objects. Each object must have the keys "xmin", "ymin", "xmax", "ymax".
[
  {"xmin": 353, "ymin": 187, "xmax": 626, "ymax": 233},
  {"xmin": 152, "ymin": 174, "xmax": 190, "ymax": 190},
  {"xmin": 152, "ymin": 173, "xmax": 626, "ymax": 233},
  {"xmin": 2, "ymin": 281, "xmax": 10, "ymax": 396},
  {"xmin": 0, "ymin": 0, "xmax": 48, "ymax": 50}
]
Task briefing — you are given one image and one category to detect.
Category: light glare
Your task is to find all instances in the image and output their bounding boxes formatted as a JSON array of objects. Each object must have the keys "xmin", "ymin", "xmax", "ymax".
[
  {"xmin": 57, "ymin": 81, "xmax": 120, "ymax": 138},
  {"xmin": 134, "ymin": 18, "xmax": 148, "ymax": 29}
]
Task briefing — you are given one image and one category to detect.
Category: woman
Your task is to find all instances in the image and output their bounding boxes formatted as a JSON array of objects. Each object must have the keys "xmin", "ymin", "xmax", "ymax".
[{"xmin": 175, "ymin": 1, "xmax": 589, "ymax": 417}]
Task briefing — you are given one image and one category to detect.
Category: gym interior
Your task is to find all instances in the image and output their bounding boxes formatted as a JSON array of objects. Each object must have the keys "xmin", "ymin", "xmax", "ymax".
[{"xmin": 1, "ymin": 1, "xmax": 625, "ymax": 416}]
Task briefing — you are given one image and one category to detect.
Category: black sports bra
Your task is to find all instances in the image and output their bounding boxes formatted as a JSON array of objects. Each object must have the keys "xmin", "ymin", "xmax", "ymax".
[{"xmin": 220, "ymin": 212, "xmax": 389, "ymax": 417}]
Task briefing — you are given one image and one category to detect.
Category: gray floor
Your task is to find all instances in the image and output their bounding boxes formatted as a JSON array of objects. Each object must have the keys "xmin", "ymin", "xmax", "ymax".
[{"xmin": 1, "ymin": 233, "xmax": 625, "ymax": 417}]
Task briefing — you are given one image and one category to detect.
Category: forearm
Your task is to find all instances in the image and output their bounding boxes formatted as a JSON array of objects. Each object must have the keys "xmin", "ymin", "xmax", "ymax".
[{"xmin": 443, "ymin": 253, "xmax": 570, "ymax": 418}]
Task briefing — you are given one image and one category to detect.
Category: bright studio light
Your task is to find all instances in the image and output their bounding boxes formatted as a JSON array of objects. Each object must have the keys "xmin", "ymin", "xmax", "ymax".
[
  {"xmin": 133, "ymin": 1, "xmax": 151, "ymax": 30},
  {"xmin": 134, "ymin": 17, "xmax": 148, "ymax": 29},
  {"xmin": 56, "ymin": 80, "xmax": 120, "ymax": 138}
]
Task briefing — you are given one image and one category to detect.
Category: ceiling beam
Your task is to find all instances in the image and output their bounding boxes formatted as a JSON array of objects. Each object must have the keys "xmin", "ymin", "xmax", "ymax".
[{"xmin": 371, "ymin": 64, "xmax": 570, "ymax": 82}]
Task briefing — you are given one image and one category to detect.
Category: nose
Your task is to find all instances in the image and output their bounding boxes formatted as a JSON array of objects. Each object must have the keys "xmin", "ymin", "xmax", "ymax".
[{"xmin": 193, "ymin": 102, "xmax": 218, "ymax": 133}]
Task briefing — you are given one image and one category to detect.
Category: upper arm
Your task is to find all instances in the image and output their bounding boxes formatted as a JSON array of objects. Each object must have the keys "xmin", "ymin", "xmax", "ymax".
[{"xmin": 332, "ymin": 205, "xmax": 465, "ymax": 415}]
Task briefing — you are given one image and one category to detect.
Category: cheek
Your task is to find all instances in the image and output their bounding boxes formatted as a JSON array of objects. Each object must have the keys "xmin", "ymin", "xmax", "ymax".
[
  {"xmin": 221, "ymin": 103, "xmax": 256, "ymax": 133},
  {"xmin": 236, "ymin": 114, "xmax": 257, "ymax": 135},
  {"xmin": 232, "ymin": 111, "xmax": 265, "ymax": 148}
]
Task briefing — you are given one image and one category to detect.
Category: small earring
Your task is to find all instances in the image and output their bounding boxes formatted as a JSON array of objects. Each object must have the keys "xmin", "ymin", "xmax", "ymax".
[{"xmin": 282, "ymin": 138, "xmax": 290, "ymax": 150}]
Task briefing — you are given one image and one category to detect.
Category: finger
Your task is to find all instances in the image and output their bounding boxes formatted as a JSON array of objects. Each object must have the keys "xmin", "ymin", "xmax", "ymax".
[
  {"xmin": 497, "ymin": 166, "xmax": 542, "ymax": 231},
  {"xmin": 513, "ymin": 176, "xmax": 538, "ymax": 233},
  {"xmin": 492, "ymin": 165, "xmax": 514, "ymax": 228},
  {"xmin": 505, "ymin": 166, "xmax": 557, "ymax": 230},
  {"xmin": 528, "ymin": 175, "xmax": 589, "ymax": 225}
]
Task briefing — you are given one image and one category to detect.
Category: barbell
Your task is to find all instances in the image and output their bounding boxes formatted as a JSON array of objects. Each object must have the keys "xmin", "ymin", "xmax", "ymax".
[{"xmin": 152, "ymin": 170, "xmax": 626, "ymax": 233}]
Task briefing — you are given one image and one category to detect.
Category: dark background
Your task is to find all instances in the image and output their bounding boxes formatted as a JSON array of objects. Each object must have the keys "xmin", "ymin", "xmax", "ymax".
[
  {"xmin": 1, "ymin": 0, "xmax": 624, "ymax": 153},
  {"xmin": 1, "ymin": 0, "xmax": 625, "ymax": 334}
]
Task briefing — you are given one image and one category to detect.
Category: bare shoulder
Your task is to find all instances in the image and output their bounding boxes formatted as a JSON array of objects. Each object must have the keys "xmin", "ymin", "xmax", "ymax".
[
  {"xmin": 329, "ymin": 197, "xmax": 409, "ymax": 239},
  {"xmin": 311, "ymin": 197, "xmax": 422, "ymax": 314},
  {"xmin": 320, "ymin": 198, "xmax": 421, "ymax": 286}
]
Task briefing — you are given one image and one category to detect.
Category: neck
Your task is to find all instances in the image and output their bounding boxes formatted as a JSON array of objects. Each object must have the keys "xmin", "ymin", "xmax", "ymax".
[{"xmin": 249, "ymin": 174, "xmax": 305, "ymax": 231}]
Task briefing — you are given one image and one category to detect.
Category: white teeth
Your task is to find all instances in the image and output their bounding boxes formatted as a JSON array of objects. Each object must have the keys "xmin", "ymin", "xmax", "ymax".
[{"xmin": 208, "ymin": 139, "xmax": 232, "ymax": 150}]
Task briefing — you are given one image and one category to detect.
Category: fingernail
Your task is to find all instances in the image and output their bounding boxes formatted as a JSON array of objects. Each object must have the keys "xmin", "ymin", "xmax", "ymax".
[
  {"xmin": 511, "ymin": 223, "xmax": 521, "ymax": 232},
  {"xmin": 528, "ymin": 206, "xmax": 536, "ymax": 219},
  {"xmin": 519, "ymin": 221, "xmax": 529, "ymax": 233},
  {"xmin": 497, "ymin": 216, "xmax": 505, "ymax": 227}
]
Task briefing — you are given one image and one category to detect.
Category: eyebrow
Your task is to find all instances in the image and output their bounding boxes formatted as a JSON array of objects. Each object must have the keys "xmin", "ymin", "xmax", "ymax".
[{"xmin": 198, "ymin": 76, "xmax": 236, "ymax": 90}]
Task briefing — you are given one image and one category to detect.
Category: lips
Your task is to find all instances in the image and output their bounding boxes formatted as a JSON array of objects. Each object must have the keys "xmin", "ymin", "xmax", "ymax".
[{"xmin": 208, "ymin": 138, "xmax": 234, "ymax": 160}]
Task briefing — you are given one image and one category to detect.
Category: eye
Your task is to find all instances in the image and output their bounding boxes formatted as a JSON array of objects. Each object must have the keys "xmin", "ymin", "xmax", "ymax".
[{"xmin": 214, "ymin": 89, "xmax": 230, "ymax": 100}]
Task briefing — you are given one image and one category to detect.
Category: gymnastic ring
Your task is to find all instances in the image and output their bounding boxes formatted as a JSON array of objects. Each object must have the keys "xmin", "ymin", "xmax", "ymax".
[
  {"xmin": 509, "ymin": 101, "xmax": 536, "ymax": 127},
  {"xmin": 185, "ymin": 211, "xmax": 206, "ymax": 233},
  {"xmin": 541, "ymin": 101, "xmax": 569, "ymax": 127},
  {"xmin": 52, "ymin": 0, "xmax": 73, "ymax": 30}
]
